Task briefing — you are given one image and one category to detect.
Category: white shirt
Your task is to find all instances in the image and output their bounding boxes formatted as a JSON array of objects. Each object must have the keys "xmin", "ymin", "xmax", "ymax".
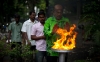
[
  {"xmin": 31, "ymin": 22, "xmax": 46, "ymax": 51},
  {"xmin": 21, "ymin": 19, "xmax": 38, "ymax": 45}
]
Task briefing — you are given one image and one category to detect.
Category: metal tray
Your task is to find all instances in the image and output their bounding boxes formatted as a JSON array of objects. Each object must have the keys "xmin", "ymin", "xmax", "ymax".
[{"xmin": 51, "ymin": 48, "xmax": 72, "ymax": 53}]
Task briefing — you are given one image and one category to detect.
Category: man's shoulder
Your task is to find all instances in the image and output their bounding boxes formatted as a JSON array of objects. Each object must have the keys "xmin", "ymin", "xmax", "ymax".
[
  {"xmin": 22, "ymin": 19, "xmax": 30, "ymax": 25},
  {"xmin": 19, "ymin": 22, "xmax": 22, "ymax": 25},
  {"xmin": 46, "ymin": 17, "xmax": 53, "ymax": 21},
  {"xmin": 33, "ymin": 22, "xmax": 40, "ymax": 26},
  {"xmin": 62, "ymin": 17, "xmax": 69, "ymax": 22},
  {"xmin": 33, "ymin": 22, "xmax": 38, "ymax": 25},
  {"xmin": 47, "ymin": 17, "xmax": 53, "ymax": 19},
  {"xmin": 34, "ymin": 20, "xmax": 39, "ymax": 23},
  {"xmin": 9, "ymin": 22, "xmax": 15, "ymax": 25},
  {"xmin": 23, "ymin": 19, "xmax": 29, "ymax": 23}
]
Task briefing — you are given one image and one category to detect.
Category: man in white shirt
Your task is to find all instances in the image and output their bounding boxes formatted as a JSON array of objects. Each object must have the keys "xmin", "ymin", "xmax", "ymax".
[{"xmin": 21, "ymin": 10, "xmax": 38, "ymax": 61}]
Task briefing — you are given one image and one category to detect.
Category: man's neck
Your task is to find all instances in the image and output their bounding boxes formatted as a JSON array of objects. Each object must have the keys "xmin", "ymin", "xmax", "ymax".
[
  {"xmin": 16, "ymin": 21, "xmax": 19, "ymax": 24},
  {"xmin": 30, "ymin": 19, "xmax": 35, "ymax": 22},
  {"xmin": 40, "ymin": 22, "xmax": 45, "ymax": 25}
]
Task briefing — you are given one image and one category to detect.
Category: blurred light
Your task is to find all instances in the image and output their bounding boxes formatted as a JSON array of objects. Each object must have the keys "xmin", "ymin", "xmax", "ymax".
[
  {"xmin": 25, "ymin": 1, "xmax": 27, "ymax": 3},
  {"xmin": 27, "ymin": 13, "xmax": 29, "ymax": 15},
  {"xmin": 34, "ymin": 6, "xmax": 37, "ymax": 13},
  {"xmin": 6, "ymin": 23, "xmax": 8, "ymax": 25}
]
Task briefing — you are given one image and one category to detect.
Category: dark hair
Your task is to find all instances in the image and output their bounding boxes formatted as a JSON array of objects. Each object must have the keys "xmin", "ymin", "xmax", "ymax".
[
  {"xmin": 29, "ymin": 10, "xmax": 35, "ymax": 15},
  {"xmin": 39, "ymin": 9, "xmax": 45, "ymax": 13},
  {"xmin": 14, "ymin": 14, "xmax": 20, "ymax": 19},
  {"xmin": 38, "ymin": 11, "xmax": 45, "ymax": 17}
]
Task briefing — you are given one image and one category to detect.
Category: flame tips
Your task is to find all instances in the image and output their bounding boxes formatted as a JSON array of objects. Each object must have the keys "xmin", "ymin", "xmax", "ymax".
[{"xmin": 52, "ymin": 24, "xmax": 77, "ymax": 50}]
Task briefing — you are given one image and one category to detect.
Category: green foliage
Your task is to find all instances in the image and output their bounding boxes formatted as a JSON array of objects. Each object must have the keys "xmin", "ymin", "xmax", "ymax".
[
  {"xmin": 0, "ymin": 0, "xmax": 28, "ymax": 23},
  {"xmin": 74, "ymin": 60, "xmax": 91, "ymax": 62},
  {"xmin": 93, "ymin": 30, "xmax": 100, "ymax": 46},
  {"xmin": 79, "ymin": 0, "xmax": 100, "ymax": 60},
  {"xmin": 0, "ymin": 39, "xmax": 34, "ymax": 61},
  {"xmin": 0, "ymin": 40, "xmax": 11, "ymax": 58},
  {"xmin": 21, "ymin": 45, "xmax": 34, "ymax": 61},
  {"xmin": 79, "ymin": 0, "xmax": 100, "ymax": 40},
  {"xmin": 49, "ymin": 0, "xmax": 55, "ymax": 6},
  {"xmin": 9, "ymin": 42, "xmax": 34, "ymax": 61},
  {"xmin": 36, "ymin": 0, "xmax": 46, "ymax": 10},
  {"xmin": 9, "ymin": 42, "xmax": 21, "ymax": 58}
]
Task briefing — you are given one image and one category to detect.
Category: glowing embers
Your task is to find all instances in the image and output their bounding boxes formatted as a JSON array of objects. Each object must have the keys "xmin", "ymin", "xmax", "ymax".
[{"xmin": 52, "ymin": 24, "xmax": 77, "ymax": 50}]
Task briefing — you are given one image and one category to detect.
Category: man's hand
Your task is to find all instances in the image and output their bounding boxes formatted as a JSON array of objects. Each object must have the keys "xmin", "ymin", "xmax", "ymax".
[
  {"xmin": 64, "ymin": 22, "xmax": 70, "ymax": 31},
  {"xmin": 27, "ymin": 40, "xmax": 31, "ymax": 46},
  {"xmin": 52, "ymin": 24, "xmax": 59, "ymax": 34}
]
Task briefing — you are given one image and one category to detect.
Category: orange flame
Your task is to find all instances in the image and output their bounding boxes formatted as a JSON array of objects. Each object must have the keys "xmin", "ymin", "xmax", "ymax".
[{"xmin": 52, "ymin": 24, "xmax": 77, "ymax": 50}]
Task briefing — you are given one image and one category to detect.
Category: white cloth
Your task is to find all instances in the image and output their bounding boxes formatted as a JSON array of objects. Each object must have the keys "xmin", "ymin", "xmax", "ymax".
[
  {"xmin": 31, "ymin": 22, "xmax": 46, "ymax": 51},
  {"xmin": 21, "ymin": 19, "xmax": 38, "ymax": 45}
]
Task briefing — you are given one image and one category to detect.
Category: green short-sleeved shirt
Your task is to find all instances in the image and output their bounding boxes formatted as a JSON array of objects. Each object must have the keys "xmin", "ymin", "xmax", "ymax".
[
  {"xmin": 8, "ymin": 21, "xmax": 22, "ymax": 42},
  {"xmin": 44, "ymin": 16, "xmax": 70, "ymax": 56}
]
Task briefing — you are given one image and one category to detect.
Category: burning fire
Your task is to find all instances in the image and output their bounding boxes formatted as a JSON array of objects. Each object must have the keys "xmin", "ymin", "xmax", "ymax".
[{"xmin": 52, "ymin": 24, "xmax": 77, "ymax": 50}]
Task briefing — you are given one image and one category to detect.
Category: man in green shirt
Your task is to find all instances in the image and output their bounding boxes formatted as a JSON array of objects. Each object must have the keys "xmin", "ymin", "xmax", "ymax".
[
  {"xmin": 8, "ymin": 14, "xmax": 22, "ymax": 62},
  {"xmin": 44, "ymin": 4, "xmax": 70, "ymax": 62},
  {"xmin": 8, "ymin": 14, "xmax": 22, "ymax": 48}
]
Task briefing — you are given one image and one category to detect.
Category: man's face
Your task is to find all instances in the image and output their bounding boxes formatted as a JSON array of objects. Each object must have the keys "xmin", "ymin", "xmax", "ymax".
[
  {"xmin": 30, "ymin": 12, "xmax": 36, "ymax": 20},
  {"xmin": 53, "ymin": 5, "xmax": 63, "ymax": 20},
  {"xmin": 54, "ymin": 9, "xmax": 63, "ymax": 20},
  {"xmin": 38, "ymin": 15, "xmax": 45, "ymax": 23},
  {"xmin": 15, "ymin": 17, "xmax": 20, "ymax": 23}
]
